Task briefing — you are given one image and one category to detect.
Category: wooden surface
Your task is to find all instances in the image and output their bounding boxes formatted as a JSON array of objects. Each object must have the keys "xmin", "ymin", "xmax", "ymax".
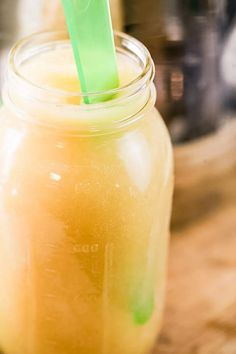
[{"xmin": 154, "ymin": 202, "xmax": 236, "ymax": 354}]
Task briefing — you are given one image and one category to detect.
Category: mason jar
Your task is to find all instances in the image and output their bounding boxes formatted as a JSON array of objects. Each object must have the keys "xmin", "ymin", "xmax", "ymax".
[{"xmin": 0, "ymin": 32, "xmax": 173, "ymax": 354}]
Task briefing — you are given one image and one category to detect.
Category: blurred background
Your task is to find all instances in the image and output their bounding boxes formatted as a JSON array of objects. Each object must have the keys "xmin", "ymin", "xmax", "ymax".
[{"xmin": 0, "ymin": 1, "xmax": 236, "ymax": 353}]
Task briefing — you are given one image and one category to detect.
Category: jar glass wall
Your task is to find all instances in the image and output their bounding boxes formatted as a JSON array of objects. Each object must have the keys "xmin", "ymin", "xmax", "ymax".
[{"xmin": 0, "ymin": 32, "xmax": 173, "ymax": 354}]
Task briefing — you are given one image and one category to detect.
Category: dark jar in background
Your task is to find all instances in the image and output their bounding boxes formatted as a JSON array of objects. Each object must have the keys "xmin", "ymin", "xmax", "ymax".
[
  {"xmin": 123, "ymin": 0, "xmax": 236, "ymax": 228},
  {"xmin": 123, "ymin": 0, "xmax": 236, "ymax": 143}
]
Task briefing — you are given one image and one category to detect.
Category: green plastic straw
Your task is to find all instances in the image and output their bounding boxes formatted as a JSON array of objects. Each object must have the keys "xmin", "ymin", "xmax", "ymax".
[{"xmin": 61, "ymin": 0, "xmax": 119, "ymax": 104}]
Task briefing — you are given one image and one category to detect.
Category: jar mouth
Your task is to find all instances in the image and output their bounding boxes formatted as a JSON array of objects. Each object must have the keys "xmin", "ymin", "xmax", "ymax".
[{"xmin": 8, "ymin": 31, "xmax": 155, "ymax": 106}]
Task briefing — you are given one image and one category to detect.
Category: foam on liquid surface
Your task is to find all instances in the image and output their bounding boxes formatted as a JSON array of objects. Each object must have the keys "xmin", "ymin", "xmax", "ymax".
[{"xmin": 20, "ymin": 45, "xmax": 141, "ymax": 97}]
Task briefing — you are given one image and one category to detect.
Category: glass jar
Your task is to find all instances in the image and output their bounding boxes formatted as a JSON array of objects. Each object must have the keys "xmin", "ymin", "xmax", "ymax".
[{"xmin": 0, "ymin": 32, "xmax": 173, "ymax": 354}]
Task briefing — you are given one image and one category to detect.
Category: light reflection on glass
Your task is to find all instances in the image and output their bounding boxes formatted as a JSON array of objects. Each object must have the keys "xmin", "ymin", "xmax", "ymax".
[
  {"xmin": 1, "ymin": 129, "xmax": 25, "ymax": 181},
  {"xmin": 50, "ymin": 172, "xmax": 61, "ymax": 182},
  {"xmin": 118, "ymin": 132, "xmax": 152, "ymax": 192}
]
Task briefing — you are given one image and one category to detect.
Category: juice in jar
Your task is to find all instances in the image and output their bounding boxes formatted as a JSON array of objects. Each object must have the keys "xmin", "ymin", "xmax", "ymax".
[{"xmin": 0, "ymin": 32, "xmax": 173, "ymax": 354}]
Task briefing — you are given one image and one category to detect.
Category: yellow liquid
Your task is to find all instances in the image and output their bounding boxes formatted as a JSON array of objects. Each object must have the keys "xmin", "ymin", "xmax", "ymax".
[{"xmin": 0, "ymin": 45, "xmax": 173, "ymax": 354}]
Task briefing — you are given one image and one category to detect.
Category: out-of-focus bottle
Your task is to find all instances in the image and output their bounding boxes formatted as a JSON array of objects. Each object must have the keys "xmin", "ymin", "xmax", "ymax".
[
  {"xmin": 179, "ymin": 0, "xmax": 225, "ymax": 141},
  {"xmin": 221, "ymin": 0, "xmax": 236, "ymax": 113},
  {"xmin": 124, "ymin": 0, "xmax": 228, "ymax": 142}
]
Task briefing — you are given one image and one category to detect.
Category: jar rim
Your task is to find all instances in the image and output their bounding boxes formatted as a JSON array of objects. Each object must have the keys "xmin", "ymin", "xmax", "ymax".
[
  {"xmin": 3, "ymin": 31, "xmax": 156, "ymax": 135},
  {"xmin": 7, "ymin": 30, "xmax": 155, "ymax": 106}
]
